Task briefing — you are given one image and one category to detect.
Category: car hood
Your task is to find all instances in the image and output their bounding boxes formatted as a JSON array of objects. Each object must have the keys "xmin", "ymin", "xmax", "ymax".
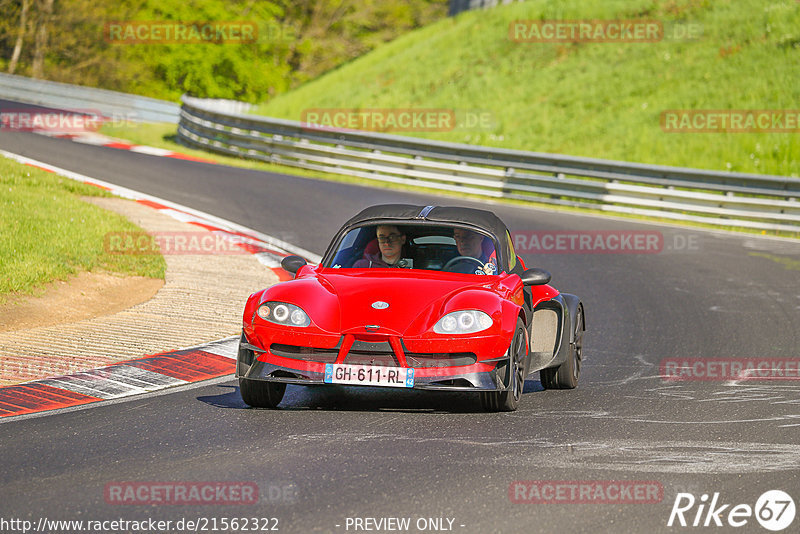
[{"xmin": 313, "ymin": 269, "xmax": 503, "ymax": 336}]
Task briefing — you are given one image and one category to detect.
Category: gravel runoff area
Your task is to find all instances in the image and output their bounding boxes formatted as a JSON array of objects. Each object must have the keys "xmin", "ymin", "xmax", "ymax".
[{"xmin": 0, "ymin": 197, "xmax": 279, "ymax": 386}]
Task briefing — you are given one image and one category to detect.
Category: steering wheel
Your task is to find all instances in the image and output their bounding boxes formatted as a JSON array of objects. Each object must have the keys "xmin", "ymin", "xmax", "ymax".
[{"xmin": 443, "ymin": 256, "xmax": 485, "ymax": 272}]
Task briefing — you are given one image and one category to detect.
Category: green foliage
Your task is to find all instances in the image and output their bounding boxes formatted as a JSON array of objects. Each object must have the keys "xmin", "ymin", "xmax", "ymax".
[
  {"xmin": 115, "ymin": 1, "xmax": 291, "ymax": 101},
  {"xmin": 0, "ymin": 0, "xmax": 447, "ymax": 102}
]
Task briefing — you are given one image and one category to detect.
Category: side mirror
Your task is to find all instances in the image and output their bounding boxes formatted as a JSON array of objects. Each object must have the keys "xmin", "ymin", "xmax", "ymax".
[
  {"xmin": 280, "ymin": 255, "xmax": 308, "ymax": 275},
  {"xmin": 520, "ymin": 267, "xmax": 551, "ymax": 286}
]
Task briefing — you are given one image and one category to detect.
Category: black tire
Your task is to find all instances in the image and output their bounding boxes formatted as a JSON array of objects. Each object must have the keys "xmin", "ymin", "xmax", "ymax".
[
  {"xmin": 540, "ymin": 304, "xmax": 583, "ymax": 389},
  {"xmin": 480, "ymin": 318, "xmax": 527, "ymax": 412},
  {"xmin": 239, "ymin": 378, "xmax": 286, "ymax": 408}
]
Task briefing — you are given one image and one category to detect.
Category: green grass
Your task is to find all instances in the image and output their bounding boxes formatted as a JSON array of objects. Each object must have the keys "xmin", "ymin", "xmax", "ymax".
[
  {"xmin": 0, "ymin": 157, "xmax": 166, "ymax": 303},
  {"xmin": 252, "ymin": 0, "xmax": 800, "ymax": 177}
]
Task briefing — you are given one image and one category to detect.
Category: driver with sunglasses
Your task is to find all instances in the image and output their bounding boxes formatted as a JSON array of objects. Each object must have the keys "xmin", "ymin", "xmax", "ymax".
[{"xmin": 353, "ymin": 225, "xmax": 407, "ymax": 268}]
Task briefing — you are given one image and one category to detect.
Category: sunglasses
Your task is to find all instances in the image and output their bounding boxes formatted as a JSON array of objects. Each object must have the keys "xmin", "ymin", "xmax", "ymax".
[{"xmin": 377, "ymin": 234, "xmax": 403, "ymax": 244}]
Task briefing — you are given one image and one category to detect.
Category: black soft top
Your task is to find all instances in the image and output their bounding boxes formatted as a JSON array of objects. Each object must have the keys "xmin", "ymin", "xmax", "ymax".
[{"xmin": 337, "ymin": 204, "xmax": 513, "ymax": 267}]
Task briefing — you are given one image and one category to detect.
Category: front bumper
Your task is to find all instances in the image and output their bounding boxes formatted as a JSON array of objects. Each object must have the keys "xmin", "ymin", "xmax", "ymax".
[{"xmin": 236, "ymin": 331, "xmax": 512, "ymax": 392}]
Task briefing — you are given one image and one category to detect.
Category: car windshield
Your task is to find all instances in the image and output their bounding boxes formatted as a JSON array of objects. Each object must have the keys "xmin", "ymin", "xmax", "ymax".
[{"xmin": 326, "ymin": 224, "xmax": 500, "ymax": 275}]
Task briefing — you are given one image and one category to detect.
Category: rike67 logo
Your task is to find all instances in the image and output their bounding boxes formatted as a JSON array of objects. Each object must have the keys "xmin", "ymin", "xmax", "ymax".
[{"xmin": 668, "ymin": 490, "xmax": 796, "ymax": 531}]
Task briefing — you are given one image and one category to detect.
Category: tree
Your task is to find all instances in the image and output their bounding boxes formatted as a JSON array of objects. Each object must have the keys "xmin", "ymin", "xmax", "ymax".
[
  {"xmin": 31, "ymin": 0, "xmax": 54, "ymax": 77},
  {"xmin": 7, "ymin": 0, "xmax": 30, "ymax": 74},
  {"xmin": 0, "ymin": 0, "xmax": 448, "ymax": 101}
]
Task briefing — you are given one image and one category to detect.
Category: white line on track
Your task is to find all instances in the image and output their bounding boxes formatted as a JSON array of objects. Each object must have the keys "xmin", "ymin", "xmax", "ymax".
[
  {"xmin": 0, "ymin": 148, "xmax": 327, "ymax": 421},
  {"xmin": 0, "ymin": 148, "xmax": 323, "ymax": 263},
  {"xmin": 0, "ymin": 375, "xmax": 238, "ymax": 424}
]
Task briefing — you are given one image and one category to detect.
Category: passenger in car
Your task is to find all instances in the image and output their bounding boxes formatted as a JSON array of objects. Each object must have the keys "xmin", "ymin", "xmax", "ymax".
[
  {"xmin": 353, "ymin": 225, "xmax": 407, "ymax": 268},
  {"xmin": 453, "ymin": 228, "xmax": 497, "ymax": 274}
]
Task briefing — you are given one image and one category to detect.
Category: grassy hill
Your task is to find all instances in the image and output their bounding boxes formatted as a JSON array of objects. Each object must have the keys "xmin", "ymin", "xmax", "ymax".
[{"xmin": 253, "ymin": 0, "xmax": 800, "ymax": 177}]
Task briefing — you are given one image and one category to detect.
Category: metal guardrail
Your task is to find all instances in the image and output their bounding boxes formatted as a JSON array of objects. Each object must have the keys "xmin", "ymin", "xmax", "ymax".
[
  {"xmin": 177, "ymin": 96, "xmax": 800, "ymax": 233},
  {"xmin": 0, "ymin": 72, "xmax": 180, "ymax": 123}
]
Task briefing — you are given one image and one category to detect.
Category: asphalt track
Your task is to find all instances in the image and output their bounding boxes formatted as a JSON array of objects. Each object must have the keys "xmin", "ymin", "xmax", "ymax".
[{"xmin": 1, "ymin": 125, "xmax": 799, "ymax": 533}]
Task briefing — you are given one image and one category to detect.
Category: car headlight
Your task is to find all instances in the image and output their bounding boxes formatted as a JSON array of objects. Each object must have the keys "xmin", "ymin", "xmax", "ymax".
[
  {"xmin": 256, "ymin": 302, "xmax": 311, "ymax": 327},
  {"xmin": 433, "ymin": 310, "xmax": 493, "ymax": 334}
]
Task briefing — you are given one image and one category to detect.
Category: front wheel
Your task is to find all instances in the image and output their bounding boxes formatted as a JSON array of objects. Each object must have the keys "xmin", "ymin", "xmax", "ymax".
[
  {"xmin": 540, "ymin": 304, "xmax": 583, "ymax": 389},
  {"xmin": 480, "ymin": 318, "xmax": 527, "ymax": 412},
  {"xmin": 239, "ymin": 378, "xmax": 286, "ymax": 408}
]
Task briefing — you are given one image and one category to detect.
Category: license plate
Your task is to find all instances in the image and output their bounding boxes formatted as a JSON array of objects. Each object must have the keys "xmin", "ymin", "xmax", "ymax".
[{"xmin": 324, "ymin": 364, "xmax": 414, "ymax": 388}]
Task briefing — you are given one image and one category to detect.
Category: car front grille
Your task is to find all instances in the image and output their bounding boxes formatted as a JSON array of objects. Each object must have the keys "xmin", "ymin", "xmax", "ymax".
[
  {"xmin": 270, "ymin": 343, "xmax": 339, "ymax": 363},
  {"xmin": 344, "ymin": 340, "xmax": 398, "ymax": 366},
  {"xmin": 271, "ymin": 338, "xmax": 477, "ymax": 368},
  {"xmin": 405, "ymin": 352, "xmax": 478, "ymax": 368}
]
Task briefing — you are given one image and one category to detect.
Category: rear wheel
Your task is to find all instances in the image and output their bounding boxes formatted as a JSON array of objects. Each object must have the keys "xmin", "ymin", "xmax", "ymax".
[
  {"xmin": 239, "ymin": 378, "xmax": 286, "ymax": 408},
  {"xmin": 480, "ymin": 318, "xmax": 527, "ymax": 412},
  {"xmin": 540, "ymin": 304, "xmax": 583, "ymax": 389}
]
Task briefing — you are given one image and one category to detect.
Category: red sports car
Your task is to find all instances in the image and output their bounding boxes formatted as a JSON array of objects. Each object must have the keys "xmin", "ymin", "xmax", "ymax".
[{"xmin": 236, "ymin": 204, "xmax": 584, "ymax": 411}]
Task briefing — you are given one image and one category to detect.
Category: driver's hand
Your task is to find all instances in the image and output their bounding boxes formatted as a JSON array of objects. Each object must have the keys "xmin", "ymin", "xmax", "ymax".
[{"xmin": 481, "ymin": 260, "xmax": 497, "ymax": 275}]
